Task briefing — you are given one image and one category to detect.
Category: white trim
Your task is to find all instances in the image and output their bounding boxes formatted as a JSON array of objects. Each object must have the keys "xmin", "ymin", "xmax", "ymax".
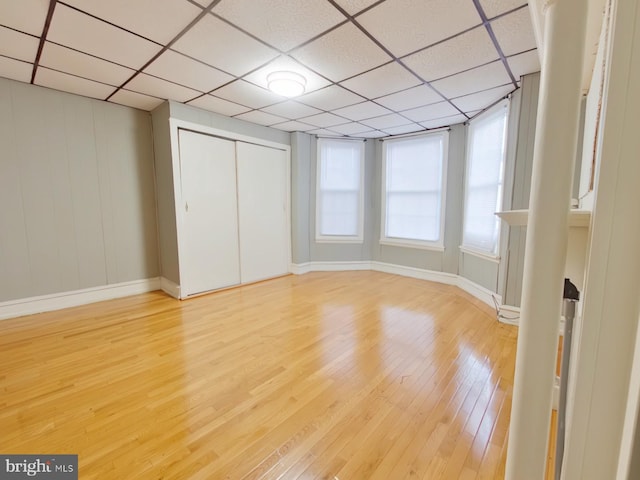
[
  {"xmin": 379, "ymin": 239, "xmax": 446, "ymax": 252},
  {"xmin": 0, "ymin": 278, "xmax": 161, "ymax": 321},
  {"xmin": 459, "ymin": 246, "xmax": 501, "ymax": 263},
  {"xmin": 499, "ymin": 304, "xmax": 521, "ymax": 326},
  {"xmin": 160, "ymin": 277, "xmax": 181, "ymax": 299},
  {"xmin": 371, "ymin": 261, "xmax": 457, "ymax": 285},
  {"xmin": 457, "ymin": 275, "xmax": 503, "ymax": 309},
  {"xmin": 289, "ymin": 262, "xmax": 312, "ymax": 275}
]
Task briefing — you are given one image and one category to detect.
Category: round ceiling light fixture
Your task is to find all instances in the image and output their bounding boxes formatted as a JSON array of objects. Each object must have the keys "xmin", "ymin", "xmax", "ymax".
[{"xmin": 267, "ymin": 71, "xmax": 306, "ymax": 97}]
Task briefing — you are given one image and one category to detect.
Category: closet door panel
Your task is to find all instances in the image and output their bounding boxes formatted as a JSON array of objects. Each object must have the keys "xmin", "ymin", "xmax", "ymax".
[
  {"xmin": 178, "ymin": 130, "xmax": 240, "ymax": 295},
  {"xmin": 236, "ymin": 142, "xmax": 289, "ymax": 283}
]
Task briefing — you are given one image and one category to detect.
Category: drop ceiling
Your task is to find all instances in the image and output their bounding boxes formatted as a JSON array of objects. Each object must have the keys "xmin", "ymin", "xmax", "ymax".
[{"xmin": 0, "ymin": 0, "xmax": 540, "ymax": 138}]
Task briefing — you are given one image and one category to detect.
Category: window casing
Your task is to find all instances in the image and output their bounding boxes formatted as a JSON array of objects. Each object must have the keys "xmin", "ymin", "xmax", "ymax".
[
  {"xmin": 462, "ymin": 100, "xmax": 510, "ymax": 257},
  {"xmin": 381, "ymin": 132, "xmax": 448, "ymax": 250},
  {"xmin": 316, "ymin": 138, "xmax": 365, "ymax": 243}
]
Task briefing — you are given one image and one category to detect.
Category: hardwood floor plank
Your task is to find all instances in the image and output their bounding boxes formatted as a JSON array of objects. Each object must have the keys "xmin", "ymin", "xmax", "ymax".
[{"xmin": 0, "ymin": 271, "xmax": 519, "ymax": 479}]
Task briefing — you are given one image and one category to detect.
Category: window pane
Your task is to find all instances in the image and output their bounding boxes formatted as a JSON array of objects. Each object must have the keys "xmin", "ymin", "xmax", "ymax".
[
  {"xmin": 317, "ymin": 139, "xmax": 363, "ymax": 238},
  {"xmin": 320, "ymin": 192, "xmax": 359, "ymax": 236},
  {"xmin": 383, "ymin": 133, "xmax": 446, "ymax": 244},
  {"xmin": 462, "ymin": 102, "xmax": 508, "ymax": 254}
]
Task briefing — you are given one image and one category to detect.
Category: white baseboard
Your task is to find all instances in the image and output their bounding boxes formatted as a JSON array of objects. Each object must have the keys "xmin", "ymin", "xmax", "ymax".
[
  {"xmin": 0, "ymin": 278, "xmax": 161, "ymax": 321},
  {"xmin": 290, "ymin": 261, "xmax": 506, "ymax": 315},
  {"xmin": 160, "ymin": 277, "xmax": 181, "ymax": 299},
  {"xmin": 499, "ymin": 304, "xmax": 521, "ymax": 326}
]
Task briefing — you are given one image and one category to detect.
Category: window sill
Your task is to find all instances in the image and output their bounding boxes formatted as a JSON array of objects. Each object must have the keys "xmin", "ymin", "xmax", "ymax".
[
  {"xmin": 315, "ymin": 236, "xmax": 364, "ymax": 244},
  {"xmin": 379, "ymin": 239, "xmax": 445, "ymax": 252},
  {"xmin": 459, "ymin": 246, "xmax": 501, "ymax": 263}
]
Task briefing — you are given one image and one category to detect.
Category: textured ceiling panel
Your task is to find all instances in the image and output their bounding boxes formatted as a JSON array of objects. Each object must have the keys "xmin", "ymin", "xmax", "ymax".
[
  {"xmin": 383, "ymin": 123, "xmax": 424, "ymax": 135},
  {"xmin": 334, "ymin": 0, "xmax": 381, "ymax": 16},
  {"xmin": 234, "ymin": 110, "xmax": 288, "ymax": 126},
  {"xmin": 172, "ymin": 14, "xmax": 278, "ymax": 76},
  {"xmin": 403, "ymin": 26, "xmax": 498, "ymax": 82},
  {"xmin": 340, "ymin": 61, "xmax": 421, "ymax": 99},
  {"xmin": 401, "ymin": 101, "xmax": 460, "ymax": 122},
  {"xmin": 491, "ymin": 7, "xmax": 537, "ymax": 57},
  {"xmin": 375, "ymin": 85, "xmax": 443, "ymax": 111},
  {"xmin": 298, "ymin": 112, "xmax": 348, "ymax": 128},
  {"xmin": 0, "ymin": 57, "xmax": 32, "ymax": 83},
  {"xmin": 126, "ymin": 73, "xmax": 201, "ymax": 102},
  {"xmin": 47, "ymin": 4, "xmax": 161, "ymax": 69},
  {"xmin": 62, "ymin": 0, "xmax": 202, "ymax": 45},
  {"xmin": 213, "ymin": 0, "xmax": 345, "ymax": 51},
  {"xmin": 271, "ymin": 120, "xmax": 316, "ymax": 132},
  {"xmin": 480, "ymin": 0, "xmax": 527, "ymax": 19},
  {"xmin": 421, "ymin": 113, "xmax": 468, "ymax": 129},
  {"xmin": 431, "ymin": 61, "xmax": 511, "ymax": 99},
  {"xmin": 332, "ymin": 101, "xmax": 392, "ymax": 121},
  {"xmin": 357, "ymin": 0, "xmax": 481, "ymax": 57},
  {"xmin": 144, "ymin": 50, "xmax": 234, "ymax": 93},
  {"xmin": 35, "ymin": 67, "xmax": 114, "ymax": 100},
  {"xmin": 507, "ymin": 50, "xmax": 540, "ymax": 80},
  {"xmin": 297, "ymin": 85, "xmax": 365, "ymax": 111},
  {"xmin": 328, "ymin": 122, "xmax": 371, "ymax": 135},
  {"xmin": 40, "ymin": 42, "xmax": 135, "ymax": 87},
  {"xmin": 451, "ymin": 84, "xmax": 513, "ymax": 112},
  {"xmin": 186, "ymin": 94, "xmax": 251, "ymax": 117},
  {"xmin": 291, "ymin": 23, "xmax": 391, "ymax": 82},
  {"xmin": 110, "ymin": 89, "xmax": 164, "ymax": 110},
  {"xmin": 243, "ymin": 56, "xmax": 330, "ymax": 95},
  {"xmin": 261, "ymin": 101, "xmax": 323, "ymax": 120},
  {"xmin": 211, "ymin": 80, "xmax": 284, "ymax": 109},
  {"xmin": 361, "ymin": 113, "xmax": 411, "ymax": 130},
  {"xmin": 0, "ymin": 0, "xmax": 49, "ymax": 36},
  {"xmin": 0, "ymin": 26, "xmax": 40, "ymax": 62}
]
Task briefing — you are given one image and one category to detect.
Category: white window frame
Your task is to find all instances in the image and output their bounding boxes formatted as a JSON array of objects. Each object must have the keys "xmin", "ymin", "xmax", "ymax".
[
  {"xmin": 380, "ymin": 131, "xmax": 449, "ymax": 251},
  {"xmin": 315, "ymin": 138, "xmax": 365, "ymax": 243},
  {"xmin": 461, "ymin": 99, "xmax": 510, "ymax": 259}
]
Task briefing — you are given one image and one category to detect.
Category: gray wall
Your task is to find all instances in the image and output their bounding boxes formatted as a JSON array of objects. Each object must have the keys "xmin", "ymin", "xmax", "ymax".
[{"xmin": 0, "ymin": 77, "xmax": 159, "ymax": 302}]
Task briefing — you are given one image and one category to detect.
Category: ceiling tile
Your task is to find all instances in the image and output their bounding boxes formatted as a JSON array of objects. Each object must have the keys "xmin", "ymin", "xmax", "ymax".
[
  {"xmin": 340, "ymin": 61, "xmax": 421, "ymax": 98},
  {"xmin": 172, "ymin": 13, "xmax": 278, "ymax": 76},
  {"xmin": 332, "ymin": 101, "xmax": 392, "ymax": 121},
  {"xmin": 307, "ymin": 128, "xmax": 341, "ymax": 136},
  {"xmin": 62, "ymin": 0, "xmax": 201, "ymax": 45},
  {"xmin": 291, "ymin": 23, "xmax": 391, "ymax": 82},
  {"xmin": 35, "ymin": 67, "xmax": 114, "ymax": 100},
  {"xmin": 212, "ymin": 80, "xmax": 283, "ymax": 109},
  {"xmin": 507, "ymin": 50, "xmax": 540, "ymax": 79},
  {"xmin": 401, "ymin": 101, "xmax": 460, "ymax": 122},
  {"xmin": 0, "ymin": 56, "xmax": 32, "ymax": 83},
  {"xmin": 234, "ymin": 110, "xmax": 287, "ymax": 126},
  {"xmin": 213, "ymin": 0, "xmax": 345, "ymax": 51},
  {"xmin": 0, "ymin": 0, "xmax": 49, "ymax": 35},
  {"xmin": 261, "ymin": 101, "xmax": 322, "ymax": 119},
  {"xmin": 47, "ymin": 4, "xmax": 161, "ymax": 69},
  {"xmin": 145, "ymin": 50, "xmax": 233, "ymax": 93},
  {"xmin": 480, "ymin": 0, "xmax": 526, "ymax": 19},
  {"xmin": 431, "ymin": 61, "xmax": 511, "ymax": 98},
  {"xmin": 361, "ymin": 113, "xmax": 412, "ymax": 130},
  {"xmin": 40, "ymin": 42, "xmax": 135, "ymax": 87},
  {"xmin": 297, "ymin": 85, "xmax": 365, "ymax": 111},
  {"xmin": 0, "ymin": 26, "xmax": 39, "ymax": 62},
  {"xmin": 271, "ymin": 120, "xmax": 316, "ymax": 132},
  {"xmin": 187, "ymin": 94, "xmax": 251, "ymax": 116},
  {"xmin": 375, "ymin": 84, "xmax": 443, "ymax": 111},
  {"xmin": 126, "ymin": 73, "xmax": 201, "ymax": 101},
  {"xmin": 383, "ymin": 123, "xmax": 424, "ymax": 135},
  {"xmin": 358, "ymin": 130, "xmax": 387, "ymax": 138},
  {"xmin": 403, "ymin": 26, "xmax": 498, "ymax": 82},
  {"xmin": 420, "ymin": 113, "xmax": 468, "ymax": 129},
  {"xmin": 110, "ymin": 89, "xmax": 164, "ymax": 110},
  {"xmin": 357, "ymin": 0, "xmax": 481, "ymax": 57},
  {"xmin": 491, "ymin": 7, "xmax": 537, "ymax": 56},
  {"xmin": 299, "ymin": 112, "xmax": 348, "ymax": 128},
  {"xmin": 243, "ymin": 55, "xmax": 330, "ymax": 95},
  {"xmin": 333, "ymin": 0, "xmax": 380, "ymax": 15},
  {"xmin": 451, "ymin": 84, "xmax": 513, "ymax": 113},
  {"xmin": 328, "ymin": 122, "xmax": 371, "ymax": 135}
]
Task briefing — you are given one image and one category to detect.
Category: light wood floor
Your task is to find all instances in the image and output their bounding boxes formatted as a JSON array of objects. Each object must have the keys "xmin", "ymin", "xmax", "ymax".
[{"xmin": 0, "ymin": 271, "xmax": 519, "ymax": 479}]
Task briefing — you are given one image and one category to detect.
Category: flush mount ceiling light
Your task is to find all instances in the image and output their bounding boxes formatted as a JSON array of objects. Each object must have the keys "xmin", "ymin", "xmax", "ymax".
[{"xmin": 267, "ymin": 71, "xmax": 306, "ymax": 97}]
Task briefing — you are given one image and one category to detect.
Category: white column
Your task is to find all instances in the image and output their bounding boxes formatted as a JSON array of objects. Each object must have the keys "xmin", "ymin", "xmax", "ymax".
[{"xmin": 505, "ymin": 0, "xmax": 587, "ymax": 478}]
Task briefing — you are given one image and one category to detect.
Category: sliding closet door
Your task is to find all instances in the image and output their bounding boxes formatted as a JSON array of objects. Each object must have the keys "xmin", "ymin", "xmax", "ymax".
[
  {"xmin": 178, "ymin": 130, "xmax": 240, "ymax": 296},
  {"xmin": 236, "ymin": 142, "xmax": 289, "ymax": 283}
]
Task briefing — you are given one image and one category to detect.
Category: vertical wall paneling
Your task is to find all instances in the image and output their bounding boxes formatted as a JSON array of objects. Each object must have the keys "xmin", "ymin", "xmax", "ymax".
[
  {"xmin": 290, "ymin": 132, "xmax": 311, "ymax": 265},
  {"xmin": 236, "ymin": 142, "xmax": 289, "ymax": 283}
]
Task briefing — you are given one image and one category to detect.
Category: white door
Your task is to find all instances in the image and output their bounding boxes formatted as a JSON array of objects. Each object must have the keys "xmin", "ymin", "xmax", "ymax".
[
  {"xmin": 178, "ymin": 130, "xmax": 240, "ymax": 296},
  {"xmin": 236, "ymin": 142, "xmax": 289, "ymax": 283}
]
